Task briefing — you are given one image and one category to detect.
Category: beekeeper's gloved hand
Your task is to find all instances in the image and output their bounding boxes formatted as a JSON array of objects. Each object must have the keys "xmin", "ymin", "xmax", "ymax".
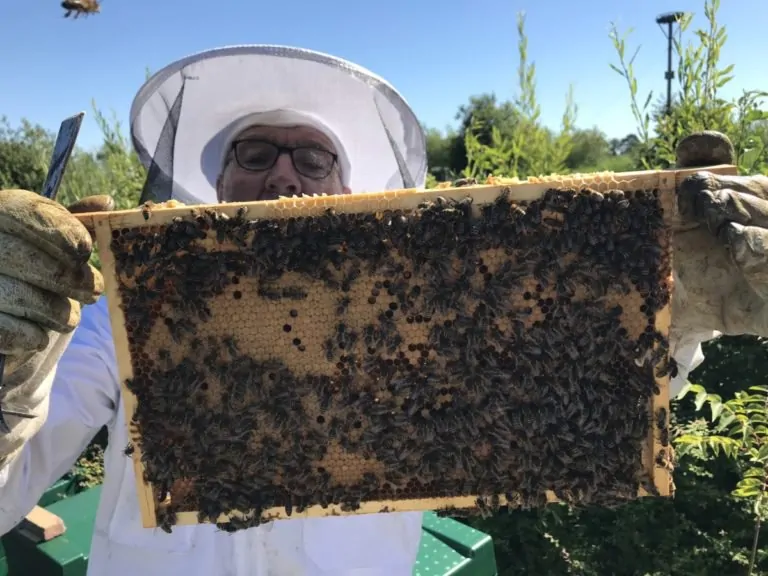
[
  {"xmin": 671, "ymin": 131, "xmax": 768, "ymax": 392},
  {"xmin": 0, "ymin": 189, "xmax": 113, "ymax": 465}
]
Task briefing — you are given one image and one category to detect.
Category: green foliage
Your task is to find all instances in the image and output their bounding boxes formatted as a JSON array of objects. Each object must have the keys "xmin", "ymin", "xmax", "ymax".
[
  {"xmin": 608, "ymin": 0, "xmax": 768, "ymax": 173},
  {"xmin": 676, "ymin": 382, "xmax": 768, "ymax": 574},
  {"xmin": 441, "ymin": 13, "xmax": 577, "ymax": 181},
  {"xmin": 0, "ymin": 118, "xmax": 51, "ymax": 191},
  {"xmin": 423, "ymin": 125, "xmax": 457, "ymax": 182},
  {"xmin": 424, "ymin": 14, "xmax": 625, "ymax": 185},
  {"xmin": 0, "ymin": 101, "xmax": 144, "ymax": 208},
  {"xmin": 2, "ymin": 1, "xmax": 768, "ymax": 572},
  {"xmin": 565, "ymin": 128, "xmax": 637, "ymax": 173},
  {"xmin": 73, "ymin": 442, "xmax": 106, "ymax": 490}
]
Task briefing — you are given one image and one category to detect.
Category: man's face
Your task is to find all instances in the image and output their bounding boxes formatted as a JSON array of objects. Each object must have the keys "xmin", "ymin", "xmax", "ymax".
[{"xmin": 216, "ymin": 124, "xmax": 351, "ymax": 202}]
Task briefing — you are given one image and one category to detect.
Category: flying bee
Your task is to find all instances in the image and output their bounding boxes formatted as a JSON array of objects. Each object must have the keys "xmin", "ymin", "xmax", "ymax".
[{"xmin": 62, "ymin": 0, "xmax": 101, "ymax": 18}]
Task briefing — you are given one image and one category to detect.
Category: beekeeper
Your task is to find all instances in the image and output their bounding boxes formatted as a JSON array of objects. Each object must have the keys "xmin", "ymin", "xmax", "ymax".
[
  {"xmin": 0, "ymin": 45, "xmax": 763, "ymax": 575},
  {"xmin": 0, "ymin": 45, "xmax": 427, "ymax": 576}
]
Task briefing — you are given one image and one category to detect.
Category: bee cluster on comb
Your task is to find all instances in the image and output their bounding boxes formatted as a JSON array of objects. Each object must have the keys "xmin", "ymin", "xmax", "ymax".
[{"xmin": 92, "ymin": 172, "xmax": 681, "ymax": 533}]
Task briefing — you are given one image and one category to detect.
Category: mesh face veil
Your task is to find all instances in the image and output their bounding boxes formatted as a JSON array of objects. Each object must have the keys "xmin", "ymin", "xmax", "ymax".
[{"xmin": 128, "ymin": 45, "xmax": 428, "ymax": 205}]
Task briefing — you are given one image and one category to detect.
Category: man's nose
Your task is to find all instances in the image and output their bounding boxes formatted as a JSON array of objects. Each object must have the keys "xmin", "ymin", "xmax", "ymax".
[{"xmin": 265, "ymin": 154, "xmax": 301, "ymax": 197}]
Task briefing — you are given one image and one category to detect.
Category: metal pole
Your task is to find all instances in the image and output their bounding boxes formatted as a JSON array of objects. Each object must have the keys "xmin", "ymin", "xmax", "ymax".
[
  {"xmin": 656, "ymin": 12, "xmax": 686, "ymax": 117},
  {"xmin": 665, "ymin": 21, "xmax": 673, "ymax": 115}
]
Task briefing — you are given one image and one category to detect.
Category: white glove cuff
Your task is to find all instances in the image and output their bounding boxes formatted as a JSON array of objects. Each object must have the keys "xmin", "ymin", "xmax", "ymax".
[{"xmin": 670, "ymin": 329, "xmax": 721, "ymax": 398}]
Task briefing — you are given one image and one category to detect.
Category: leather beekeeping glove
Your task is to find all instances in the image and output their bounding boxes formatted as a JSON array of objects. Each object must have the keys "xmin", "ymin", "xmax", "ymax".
[
  {"xmin": 671, "ymin": 131, "xmax": 768, "ymax": 390},
  {"xmin": 0, "ymin": 190, "xmax": 114, "ymax": 466}
]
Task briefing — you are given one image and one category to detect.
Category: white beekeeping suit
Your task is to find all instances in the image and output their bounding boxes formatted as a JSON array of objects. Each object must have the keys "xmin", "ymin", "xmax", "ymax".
[{"xmin": 0, "ymin": 45, "xmax": 427, "ymax": 576}]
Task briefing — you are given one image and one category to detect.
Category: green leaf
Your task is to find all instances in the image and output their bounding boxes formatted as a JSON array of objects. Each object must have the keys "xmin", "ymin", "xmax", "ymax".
[
  {"xmin": 694, "ymin": 391, "xmax": 708, "ymax": 411},
  {"xmin": 710, "ymin": 400, "xmax": 724, "ymax": 421},
  {"xmin": 740, "ymin": 147, "xmax": 762, "ymax": 170},
  {"xmin": 727, "ymin": 422, "xmax": 744, "ymax": 438},
  {"xmin": 744, "ymin": 109, "xmax": 768, "ymax": 124},
  {"xmin": 609, "ymin": 63, "xmax": 623, "ymax": 77},
  {"xmin": 684, "ymin": 382, "xmax": 706, "ymax": 396},
  {"xmin": 718, "ymin": 436, "xmax": 740, "ymax": 448},
  {"xmin": 675, "ymin": 382, "xmax": 693, "ymax": 400},
  {"xmin": 744, "ymin": 467, "xmax": 765, "ymax": 479},
  {"xmin": 643, "ymin": 91, "xmax": 653, "ymax": 111},
  {"xmin": 751, "ymin": 413, "xmax": 768, "ymax": 425},
  {"xmin": 734, "ymin": 486, "xmax": 761, "ymax": 499},
  {"xmin": 674, "ymin": 434, "xmax": 705, "ymax": 446},
  {"xmin": 719, "ymin": 413, "xmax": 736, "ymax": 429},
  {"xmin": 738, "ymin": 476, "xmax": 763, "ymax": 490}
]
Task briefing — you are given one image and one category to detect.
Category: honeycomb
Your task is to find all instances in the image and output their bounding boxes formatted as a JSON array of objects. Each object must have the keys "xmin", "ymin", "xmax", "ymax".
[{"xmin": 81, "ymin": 171, "xmax": 688, "ymax": 533}]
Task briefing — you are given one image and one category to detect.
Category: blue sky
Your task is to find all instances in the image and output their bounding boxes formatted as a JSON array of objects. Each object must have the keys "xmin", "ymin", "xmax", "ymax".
[{"xmin": 2, "ymin": 0, "xmax": 765, "ymax": 151}]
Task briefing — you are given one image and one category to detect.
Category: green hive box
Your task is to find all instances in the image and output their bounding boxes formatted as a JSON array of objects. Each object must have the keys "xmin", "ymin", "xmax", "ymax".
[
  {"xmin": 0, "ymin": 481, "xmax": 497, "ymax": 576},
  {"xmin": 0, "ymin": 485, "xmax": 102, "ymax": 576},
  {"xmin": 415, "ymin": 512, "xmax": 497, "ymax": 576}
]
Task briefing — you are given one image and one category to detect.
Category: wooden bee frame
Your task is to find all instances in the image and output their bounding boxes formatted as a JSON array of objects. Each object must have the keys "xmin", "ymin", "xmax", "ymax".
[{"xmin": 75, "ymin": 165, "xmax": 737, "ymax": 530}]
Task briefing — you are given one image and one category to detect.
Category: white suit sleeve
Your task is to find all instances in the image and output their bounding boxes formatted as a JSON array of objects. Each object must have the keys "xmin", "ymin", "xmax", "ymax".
[
  {"xmin": 0, "ymin": 298, "xmax": 119, "ymax": 535},
  {"xmin": 669, "ymin": 329, "xmax": 721, "ymax": 398}
]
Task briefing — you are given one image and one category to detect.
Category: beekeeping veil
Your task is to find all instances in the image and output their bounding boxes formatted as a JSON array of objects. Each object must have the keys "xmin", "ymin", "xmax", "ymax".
[{"xmin": 129, "ymin": 45, "xmax": 428, "ymax": 205}]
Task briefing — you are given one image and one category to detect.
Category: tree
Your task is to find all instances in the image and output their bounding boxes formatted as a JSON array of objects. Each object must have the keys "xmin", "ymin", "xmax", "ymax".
[
  {"xmin": 423, "ymin": 125, "xmax": 459, "ymax": 182},
  {"xmin": 609, "ymin": 133, "xmax": 640, "ymax": 156},
  {"xmin": 563, "ymin": 128, "xmax": 611, "ymax": 170},
  {"xmin": 0, "ymin": 118, "xmax": 50, "ymax": 191}
]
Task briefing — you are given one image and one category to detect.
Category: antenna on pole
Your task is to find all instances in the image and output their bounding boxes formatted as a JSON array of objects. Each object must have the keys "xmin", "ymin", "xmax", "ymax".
[{"xmin": 655, "ymin": 11, "xmax": 687, "ymax": 116}]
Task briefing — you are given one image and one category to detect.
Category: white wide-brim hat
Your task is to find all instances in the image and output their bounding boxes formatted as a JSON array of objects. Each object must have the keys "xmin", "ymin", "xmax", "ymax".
[{"xmin": 129, "ymin": 45, "xmax": 428, "ymax": 205}]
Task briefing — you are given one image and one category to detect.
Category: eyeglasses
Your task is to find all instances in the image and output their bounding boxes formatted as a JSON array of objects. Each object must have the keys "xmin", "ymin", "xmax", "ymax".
[{"xmin": 230, "ymin": 139, "xmax": 338, "ymax": 180}]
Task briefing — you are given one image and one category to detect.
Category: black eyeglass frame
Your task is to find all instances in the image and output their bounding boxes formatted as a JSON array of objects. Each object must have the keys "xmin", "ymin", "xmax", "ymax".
[{"xmin": 230, "ymin": 139, "xmax": 339, "ymax": 180}]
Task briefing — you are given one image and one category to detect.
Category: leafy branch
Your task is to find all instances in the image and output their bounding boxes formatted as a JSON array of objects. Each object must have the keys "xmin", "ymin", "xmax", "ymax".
[{"xmin": 676, "ymin": 382, "xmax": 768, "ymax": 575}]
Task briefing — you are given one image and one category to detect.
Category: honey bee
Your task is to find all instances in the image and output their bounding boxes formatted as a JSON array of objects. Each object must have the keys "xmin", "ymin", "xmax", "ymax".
[
  {"xmin": 61, "ymin": 0, "xmax": 101, "ymax": 18},
  {"xmin": 141, "ymin": 201, "xmax": 154, "ymax": 221}
]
